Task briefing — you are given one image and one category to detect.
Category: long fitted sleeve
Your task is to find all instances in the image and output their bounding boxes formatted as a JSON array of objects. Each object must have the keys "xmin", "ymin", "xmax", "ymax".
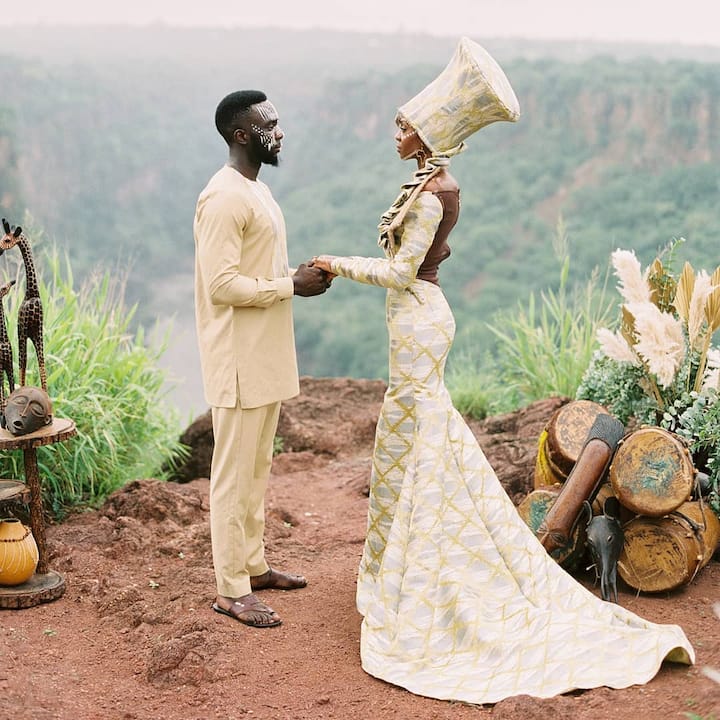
[{"xmin": 329, "ymin": 193, "xmax": 443, "ymax": 287}]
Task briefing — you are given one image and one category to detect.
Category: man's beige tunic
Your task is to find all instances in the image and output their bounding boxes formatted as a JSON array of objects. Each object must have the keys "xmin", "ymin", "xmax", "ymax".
[
  {"xmin": 194, "ymin": 164, "xmax": 299, "ymax": 409},
  {"xmin": 194, "ymin": 164, "xmax": 299, "ymax": 597}
]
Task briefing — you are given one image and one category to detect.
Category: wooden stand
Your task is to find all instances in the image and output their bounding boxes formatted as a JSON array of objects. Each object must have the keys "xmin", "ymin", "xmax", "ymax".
[{"xmin": 0, "ymin": 417, "xmax": 76, "ymax": 608}]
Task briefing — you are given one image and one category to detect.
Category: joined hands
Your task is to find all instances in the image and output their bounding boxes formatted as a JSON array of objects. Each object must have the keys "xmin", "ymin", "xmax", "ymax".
[
  {"xmin": 293, "ymin": 261, "xmax": 334, "ymax": 297},
  {"xmin": 309, "ymin": 255, "xmax": 336, "ymax": 277}
]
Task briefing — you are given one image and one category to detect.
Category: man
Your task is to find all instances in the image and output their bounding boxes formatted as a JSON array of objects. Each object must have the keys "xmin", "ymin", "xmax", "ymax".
[{"xmin": 194, "ymin": 90, "xmax": 330, "ymax": 628}]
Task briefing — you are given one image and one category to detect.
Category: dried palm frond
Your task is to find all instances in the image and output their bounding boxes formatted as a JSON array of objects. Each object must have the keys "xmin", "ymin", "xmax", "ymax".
[
  {"xmin": 688, "ymin": 270, "xmax": 713, "ymax": 352},
  {"xmin": 620, "ymin": 305, "xmax": 637, "ymax": 348},
  {"xmin": 705, "ymin": 266, "xmax": 720, "ymax": 333},
  {"xmin": 672, "ymin": 261, "xmax": 695, "ymax": 324}
]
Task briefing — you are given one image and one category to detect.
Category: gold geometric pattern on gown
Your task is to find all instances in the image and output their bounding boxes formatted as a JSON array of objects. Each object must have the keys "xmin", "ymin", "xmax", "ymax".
[{"xmin": 329, "ymin": 192, "xmax": 694, "ymax": 705}]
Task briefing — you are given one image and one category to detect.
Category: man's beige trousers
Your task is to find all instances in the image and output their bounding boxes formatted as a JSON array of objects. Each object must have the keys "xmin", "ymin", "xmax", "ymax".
[{"xmin": 210, "ymin": 401, "xmax": 281, "ymax": 598}]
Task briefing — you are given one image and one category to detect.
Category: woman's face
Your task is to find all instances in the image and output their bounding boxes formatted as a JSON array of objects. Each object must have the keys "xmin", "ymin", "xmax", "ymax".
[{"xmin": 394, "ymin": 115, "xmax": 425, "ymax": 161}]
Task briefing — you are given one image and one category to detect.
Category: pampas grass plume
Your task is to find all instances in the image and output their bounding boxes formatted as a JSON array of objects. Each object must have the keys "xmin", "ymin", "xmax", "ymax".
[
  {"xmin": 612, "ymin": 249, "xmax": 651, "ymax": 304},
  {"xmin": 597, "ymin": 327, "xmax": 640, "ymax": 366},
  {"xmin": 627, "ymin": 301, "xmax": 685, "ymax": 388}
]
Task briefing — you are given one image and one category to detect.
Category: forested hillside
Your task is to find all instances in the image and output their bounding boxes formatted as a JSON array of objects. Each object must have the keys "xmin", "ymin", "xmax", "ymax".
[{"xmin": 1, "ymin": 27, "xmax": 719, "ymax": 413}]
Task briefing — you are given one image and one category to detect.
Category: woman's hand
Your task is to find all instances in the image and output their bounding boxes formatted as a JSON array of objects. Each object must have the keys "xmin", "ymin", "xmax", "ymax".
[
  {"xmin": 309, "ymin": 255, "xmax": 336, "ymax": 275},
  {"xmin": 308, "ymin": 255, "xmax": 338, "ymax": 286}
]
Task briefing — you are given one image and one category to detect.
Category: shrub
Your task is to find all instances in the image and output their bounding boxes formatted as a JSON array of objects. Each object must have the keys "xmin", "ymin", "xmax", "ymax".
[
  {"xmin": 484, "ymin": 219, "xmax": 614, "ymax": 406},
  {"xmin": 0, "ymin": 245, "xmax": 187, "ymax": 517},
  {"xmin": 447, "ymin": 348, "xmax": 520, "ymax": 420}
]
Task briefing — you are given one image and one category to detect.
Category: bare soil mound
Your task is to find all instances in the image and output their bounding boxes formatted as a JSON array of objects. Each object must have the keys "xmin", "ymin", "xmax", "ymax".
[{"xmin": 2, "ymin": 378, "xmax": 718, "ymax": 720}]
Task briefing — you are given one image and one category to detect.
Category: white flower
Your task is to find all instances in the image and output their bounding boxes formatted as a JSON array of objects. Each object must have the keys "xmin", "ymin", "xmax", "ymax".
[
  {"xmin": 611, "ymin": 249, "xmax": 651, "ymax": 304},
  {"xmin": 597, "ymin": 327, "xmax": 641, "ymax": 366},
  {"xmin": 626, "ymin": 301, "xmax": 685, "ymax": 388},
  {"xmin": 701, "ymin": 347, "xmax": 720, "ymax": 392}
]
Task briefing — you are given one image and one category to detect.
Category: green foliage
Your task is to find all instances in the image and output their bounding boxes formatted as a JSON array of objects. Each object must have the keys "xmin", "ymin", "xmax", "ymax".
[
  {"xmin": 658, "ymin": 391, "xmax": 720, "ymax": 517},
  {"xmin": 446, "ymin": 349, "xmax": 520, "ymax": 420},
  {"xmin": 483, "ymin": 221, "xmax": 614, "ymax": 406},
  {"xmin": 282, "ymin": 56, "xmax": 720, "ymax": 382},
  {"xmin": 3, "ymin": 37, "xmax": 720, "ymax": 394},
  {"xmin": 0, "ymin": 245, "xmax": 188, "ymax": 517},
  {"xmin": 576, "ymin": 352, "xmax": 656, "ymax": 424},
  {"xmin": 273, "ymin": 435, "xmax": 284, "ymax": 456}
]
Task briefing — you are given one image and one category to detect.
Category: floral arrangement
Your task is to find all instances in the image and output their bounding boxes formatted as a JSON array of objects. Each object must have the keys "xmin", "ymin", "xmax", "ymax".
[{"xmin": 577, "ymin": 242, "xmax": 720, "ymax": 517}]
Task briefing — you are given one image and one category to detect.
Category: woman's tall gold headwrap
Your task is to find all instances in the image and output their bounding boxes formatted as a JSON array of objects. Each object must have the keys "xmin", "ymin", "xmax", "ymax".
[{"xmin": 378, "ymin": 37, "xmax": 520, "ymax": 252}]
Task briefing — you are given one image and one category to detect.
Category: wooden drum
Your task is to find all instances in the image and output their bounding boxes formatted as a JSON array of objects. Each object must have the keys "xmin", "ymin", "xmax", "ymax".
[
  {"xmin": 517, "ymin": 485, "xmax": 586, "ymax": 570},
  {"xmin": 534, "ymin": 400, "xmax": 609, "ymax": 489},
  {"xmin": 674, "ymin": 501, "xmax": 720, "ymax": 567},
  {"xmin": 608, "ymin": 427, "xmax": 694, "ymax": 517},
  {"xmin": 591, "ymin": 483, "xmax": 634, "ymax": 524},
  {"xmin": 618, "ymin": 504, "xmax": 717, "ymax": 592}
]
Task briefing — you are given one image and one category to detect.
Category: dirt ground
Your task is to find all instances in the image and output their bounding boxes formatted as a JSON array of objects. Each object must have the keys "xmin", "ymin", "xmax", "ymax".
[{"xmin": 1, "ymin": 378, "xmax": 719, "ymax": 720}]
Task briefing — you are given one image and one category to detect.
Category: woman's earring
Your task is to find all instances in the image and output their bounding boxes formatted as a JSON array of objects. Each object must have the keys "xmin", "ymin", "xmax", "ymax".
[{"xmin": 416, "ymin": 148, "xmax": 427, "ymax": 164}]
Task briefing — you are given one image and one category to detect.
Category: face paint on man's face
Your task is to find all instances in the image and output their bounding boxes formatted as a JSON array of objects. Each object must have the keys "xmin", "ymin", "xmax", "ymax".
[
  {"xmin": 247, "ymin": 100, "xmax": 281, "ymax": 165},
  {"xmin": 250, "ymin": 123, "xmax": 274, "ymax": 151},
  {"xmin": 251, "ymin": 101, "xmax": 279, "ymax": 148},
  {"xmin": 253, "ymin": 101, "xmax": 278, "ymax": 125},
  {"xmin": 248, "ymin": 131, "xmax": 279, "ymax": 166}
]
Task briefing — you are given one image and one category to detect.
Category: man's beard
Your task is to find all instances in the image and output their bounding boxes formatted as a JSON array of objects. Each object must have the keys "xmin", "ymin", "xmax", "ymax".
[{"xmin": 248, "ymin": 132, "xmax": 279, "ymax": 167}]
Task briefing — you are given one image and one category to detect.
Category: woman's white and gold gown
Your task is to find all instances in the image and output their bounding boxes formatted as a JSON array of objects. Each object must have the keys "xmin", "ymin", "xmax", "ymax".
[{"xmin": 328, "ymin": 191, "xmax": 694, "ymax": 704}]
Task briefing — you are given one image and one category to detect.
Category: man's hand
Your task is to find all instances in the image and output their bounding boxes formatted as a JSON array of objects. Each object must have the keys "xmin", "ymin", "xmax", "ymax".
[{"xmin": 293, "ymin": 263, "xmax": 331, "ymax": 297}]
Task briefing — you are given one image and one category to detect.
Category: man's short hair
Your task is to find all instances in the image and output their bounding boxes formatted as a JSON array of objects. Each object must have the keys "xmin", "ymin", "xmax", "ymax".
[{"xmin": 215, "ymin": 90, "xmax": 267, "ymax": 145}]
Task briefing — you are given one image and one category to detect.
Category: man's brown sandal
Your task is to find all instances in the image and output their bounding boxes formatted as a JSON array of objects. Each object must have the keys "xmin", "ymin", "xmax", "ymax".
[
  {"xmin": 212, "ymin": 594, "xmax": 282, "ymax": 628},
  {"xmin": 250, "ymin": 566, "xmax": 307, "ymax": 591}
]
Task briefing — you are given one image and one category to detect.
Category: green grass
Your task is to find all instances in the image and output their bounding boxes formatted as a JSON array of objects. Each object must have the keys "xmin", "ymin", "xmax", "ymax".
[
  {"xmin": 447, "ymin": 349, "xmax": 520, "ymax": 420},
  {"xmin": 449, "ymin": 220, "xmax": 615, "ymax": 416},
  {"xmin": 0, "ymin": 245, "xmax": 188, "ymax": 517}
]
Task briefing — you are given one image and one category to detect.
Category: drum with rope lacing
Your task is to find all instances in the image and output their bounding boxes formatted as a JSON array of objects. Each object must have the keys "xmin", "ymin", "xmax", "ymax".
[{"xmin": 618, "ymin": 500, "xmax": 719, "ymax": 592}]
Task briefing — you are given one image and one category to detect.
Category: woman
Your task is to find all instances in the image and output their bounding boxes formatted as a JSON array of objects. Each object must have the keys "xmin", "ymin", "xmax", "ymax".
[{"xmin": 312, "ymin": 37, "xmax": 694, "ymax": 704}]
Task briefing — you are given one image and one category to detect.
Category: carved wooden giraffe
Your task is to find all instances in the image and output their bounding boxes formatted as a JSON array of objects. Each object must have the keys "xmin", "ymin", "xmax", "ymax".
[
  {"xmin": 0, "ymin": 219, "xmax": 47, "ymax": 393},
  {"xmin": 0, "ymin": 279, "xmax": 16, "ymax": 417}
]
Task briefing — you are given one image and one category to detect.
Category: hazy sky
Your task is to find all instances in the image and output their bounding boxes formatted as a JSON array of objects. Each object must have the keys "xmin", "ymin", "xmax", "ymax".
[{"xmin": 1, "ymin": 0, "xmax": 718, "ymax": 47}]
